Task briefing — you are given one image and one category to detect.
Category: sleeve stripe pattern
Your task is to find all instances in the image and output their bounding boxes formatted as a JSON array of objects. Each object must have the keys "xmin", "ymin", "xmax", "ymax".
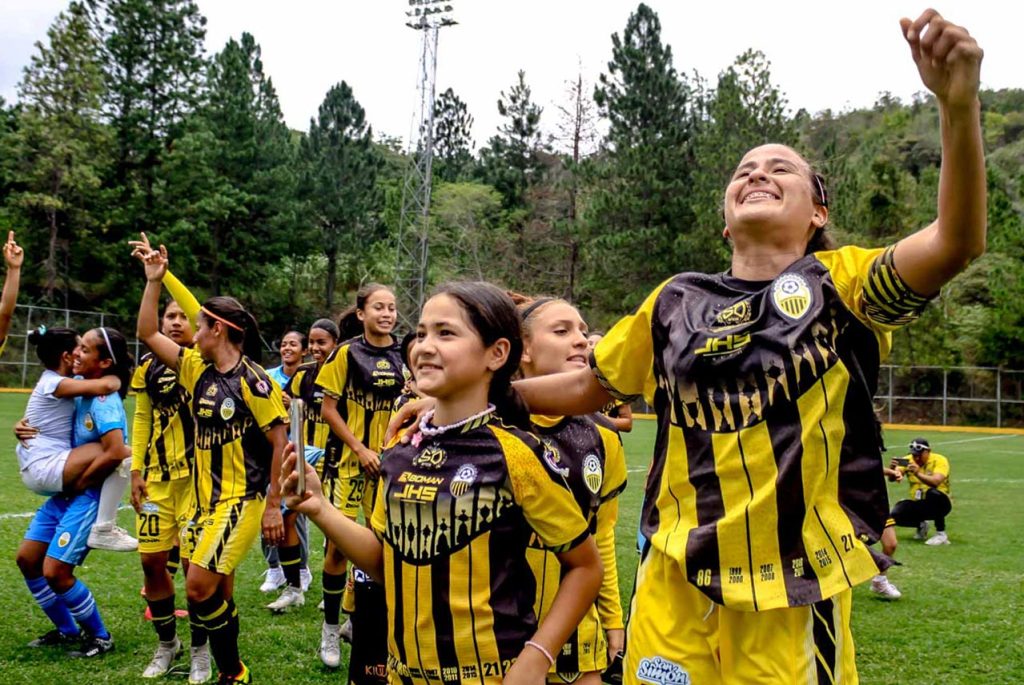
[
  {"xmin": 862, "ymin": 246, "xmax": 932, "ymax": 326},
  {"xmin": 589, "ymin": 349, "xmax": 639, "ymax": 403}
]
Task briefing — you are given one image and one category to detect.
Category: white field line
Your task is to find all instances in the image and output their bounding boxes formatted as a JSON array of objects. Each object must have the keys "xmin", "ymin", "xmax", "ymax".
[{"xmin": 930, "ymin": 434, "xmax": 1022, "ymax": 447}]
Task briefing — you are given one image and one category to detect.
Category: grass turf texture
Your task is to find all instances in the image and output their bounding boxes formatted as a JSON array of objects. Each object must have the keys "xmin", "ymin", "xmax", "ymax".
[{"xmin": 0, "ymin": 393, "xmax": 1020, "ymax": 683}]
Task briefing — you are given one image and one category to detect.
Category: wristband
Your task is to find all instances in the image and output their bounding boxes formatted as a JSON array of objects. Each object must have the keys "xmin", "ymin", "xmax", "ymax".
[{"xmin": 524, "ymin": 640, "xmax": 555, "ymax": 667}]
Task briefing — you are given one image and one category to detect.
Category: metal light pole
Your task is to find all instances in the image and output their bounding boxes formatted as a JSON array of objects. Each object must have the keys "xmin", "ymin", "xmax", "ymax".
[{"xmin": 394, "ymin": 0, "xmax": 457, "ymax": 332}]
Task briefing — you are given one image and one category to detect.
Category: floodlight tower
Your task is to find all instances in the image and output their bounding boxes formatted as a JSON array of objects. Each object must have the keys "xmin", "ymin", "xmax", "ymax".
[{"xmin": 394, "ymin": 0, "xmax": 457, "ymax": 331}]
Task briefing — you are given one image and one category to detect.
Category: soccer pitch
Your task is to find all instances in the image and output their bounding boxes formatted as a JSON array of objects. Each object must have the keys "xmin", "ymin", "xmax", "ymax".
[{"xmin": 0, "ymin": 392, "xmax": 1020, "ymax": 684}]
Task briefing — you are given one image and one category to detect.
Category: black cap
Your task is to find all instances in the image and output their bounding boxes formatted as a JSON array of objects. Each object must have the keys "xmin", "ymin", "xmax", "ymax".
[{"xmin": 909, "ymin": 438, "xmax": 930, "ymax": 454}]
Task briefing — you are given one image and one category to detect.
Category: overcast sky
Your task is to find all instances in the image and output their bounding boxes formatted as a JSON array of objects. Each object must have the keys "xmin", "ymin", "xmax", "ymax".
[{"xmin": 1, "ymin": 1, "xmax": 1018, "ymax": 151}]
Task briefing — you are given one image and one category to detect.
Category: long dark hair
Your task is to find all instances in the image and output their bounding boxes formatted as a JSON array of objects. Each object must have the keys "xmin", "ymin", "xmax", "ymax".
[
  {"xmin": 92, "ymin": 327, "xmax": 134, "ymax": 398},
  {"xmin": 337, "ymin": 283, "xmax": 393, "ymax": 341},
  {"xmin": 28, "ymin": 326, "xmax": 78, "ymax": 371},
  {"xmin": 432, "ymin": 282, "xmax": 530, "ymax": 430},
  {"xmin": 200, "ymin": 296, "xmax": 264, "ymax": 364}
]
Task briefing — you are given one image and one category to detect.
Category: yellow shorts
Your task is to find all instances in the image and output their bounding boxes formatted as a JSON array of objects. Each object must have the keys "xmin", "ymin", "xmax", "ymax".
[
  {"xmin": 625, "ymin": 547, "xmax": 857, "ymax": 685},
  {"xmin": 323, "ymin": 472, "xmax": 377, "ymax": 521},
  {"xmin": 186, "ymin": 498, "xmax": 265, "ymax": 575},
  {"xmin": 137, "ymin": 477, "xmax": 195, "ymax": 554}
]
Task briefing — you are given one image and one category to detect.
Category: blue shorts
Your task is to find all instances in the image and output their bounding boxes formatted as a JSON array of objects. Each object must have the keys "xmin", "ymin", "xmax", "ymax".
[{"xmin": 24, "ymin": 489, "xmax": 99, "ymax": 566}]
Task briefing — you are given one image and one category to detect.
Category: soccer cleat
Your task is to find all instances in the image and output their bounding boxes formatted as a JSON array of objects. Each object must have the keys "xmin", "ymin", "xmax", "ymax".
[
  {"xmin": 870, "ymin": 575, "xmax": 902, "ymax": 600},
  {"xmin": 189, "ymin": 643, "xmax": 213, "ymax": 684},
  {"xmin": 216, "ymin": 661, "xmax": 251, "ymax": 684},
  {"xmin": 300, "ymin": 567, "xmax": 313, "ymax": 592},
  {"xmin": 913, "ymin": 521, "xmax": 930, "ymax": 540},
  {"xmin": 339, "ymin": 618, "xmax": 352, "ymax": 644},
  {"xmin": 266, "ymin": 585, "xmax": 305, "ymax": 613},
  {"xmin": 925, "ymin": 531, "xmax": 950, "ymax": 545},
  {"xmin": 69, "ymin": 633, "xmax": 115, "ymax": 658},
  {"xmin": 27, "ymin": 628, "xmax": 80, "ymax": 648},
  {"xmin": 318, "ymin": 622, "xmax": 342, "ymax": 668},
  {"xmin": 142, "ymin": 637, "xmax": 183, "ymax": 678},
  {"xmin": 88, "ymin": 522, "xmax": 139, "ymax": 552},
  {"xmin": 259, "ymin": 566, "xmax": 286, "ymax": 593}
]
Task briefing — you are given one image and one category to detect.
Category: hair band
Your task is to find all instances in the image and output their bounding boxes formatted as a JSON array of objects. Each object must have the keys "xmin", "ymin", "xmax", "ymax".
[
  {"xmin": 201, "ymin": 306, "xmax": 245, "ymax": 333},
  {"xmin": 99, "ymin": 327, "xmax": 117, "ymax": 365},
  {"xmin": 519, "ymin": 297, "xmax": 556, "ymax": 322},
  {"xmin": 812, "ymin": 174, "xmax": 829, "ymax": 207}
]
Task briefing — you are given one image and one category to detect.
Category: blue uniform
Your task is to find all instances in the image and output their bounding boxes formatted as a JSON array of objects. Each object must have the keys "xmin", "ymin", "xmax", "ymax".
[{"xmin": 24, "ymin": 392, "xmax": 128, "ymax": 566}]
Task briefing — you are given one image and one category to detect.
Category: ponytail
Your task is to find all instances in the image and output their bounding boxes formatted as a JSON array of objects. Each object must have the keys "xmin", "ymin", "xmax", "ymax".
[
  {"xmin": 433, "ymin": 282, "xmax": 531, "ymax": 431},
  {"xmin": 28, "ymin": 326, "xmax": 78, "ymax": 370}
]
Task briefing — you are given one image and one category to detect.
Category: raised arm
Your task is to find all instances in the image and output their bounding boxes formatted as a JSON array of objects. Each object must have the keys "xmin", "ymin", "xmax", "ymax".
[
  {"xmin": 0, "ymin": 231, "xmax": 23, "ymax": 345},
  {"xmin": 134, "ymin": 243, "xmax": 181, "ymax": 370},
  {"xmin": 892, "ymin": 10, "xmax": 986, "ymax": 295}
]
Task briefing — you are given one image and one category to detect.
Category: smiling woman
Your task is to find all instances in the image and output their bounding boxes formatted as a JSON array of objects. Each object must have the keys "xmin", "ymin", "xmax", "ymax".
[{"xmin": 510, "ymin": 9, "xmax": 988, "ymax": 684}]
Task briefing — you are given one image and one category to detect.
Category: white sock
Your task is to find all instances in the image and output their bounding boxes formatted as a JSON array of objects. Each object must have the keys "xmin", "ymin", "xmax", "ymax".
[{"xmin": 96, "ymin": 458, "xmax": 131, "ymax": 527}]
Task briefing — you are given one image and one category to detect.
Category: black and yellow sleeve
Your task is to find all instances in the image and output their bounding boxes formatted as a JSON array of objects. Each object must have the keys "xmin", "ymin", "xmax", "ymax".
[{"xmin": 316, "ymin": 344, "xmax": 350, "ymax": 400}]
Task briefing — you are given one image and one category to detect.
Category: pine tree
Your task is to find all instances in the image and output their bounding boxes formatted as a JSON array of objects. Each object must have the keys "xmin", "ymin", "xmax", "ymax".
[
  {"xmin": 432, "ymin": 87, "xmax": 474, "ymax": 182},
  {"xmin": 300, "ymin": 81, "xmax": 381, "ymax": 309},
  {"xmin": 8, "ymin": 2, "xmax": 110, "ymax": 303},
  {"xmin": 479, "ymin": 70, "xmax": 544, "ymax": 208}
]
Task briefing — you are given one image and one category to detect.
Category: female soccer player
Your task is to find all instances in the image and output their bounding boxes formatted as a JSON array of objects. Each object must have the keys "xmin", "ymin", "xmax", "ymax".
[
  {"xmin": 16, "ymin": 326, "xmax": 134, "ymax": 657},
  {"xmin": 284, "ymin": 282, "xmax": 602, "ymax": 685},
  {"xmin": 266, "ymin": 330, "xmax": 307, "ymax": 396},
  {"xmin": 136, "ymin": 243, "xmax": 287, "ymax": 685},
  {"xmin": 393, "ymin": 11, "xmax": 986, "ymax": 683},
  {"xmin": 278, "ymin": 318, "xmax": 344, "ymax": 664},
  {"xmin": 516, "ymin": 295, "xmax": 628, "ymax": 685},
  {"xmin": 315, "ymin": 285, "xmax": 404, "ymax": 633}
]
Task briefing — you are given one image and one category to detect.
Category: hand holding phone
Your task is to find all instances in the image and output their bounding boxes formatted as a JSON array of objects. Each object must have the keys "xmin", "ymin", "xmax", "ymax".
[{"xmin": 290, "ymin": 398, "xmax": 306, "ymax": 495}]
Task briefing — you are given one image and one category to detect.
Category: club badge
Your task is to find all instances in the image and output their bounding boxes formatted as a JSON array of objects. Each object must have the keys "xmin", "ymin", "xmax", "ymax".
[
  {"xmin": 772, "ymin": 273, "xmax": 812, "ymax": 320},
  {"xmin": 220, "ymin": 398, "xmax": 236, "ymax": 421},
  {"xmin": 583, "ymin": 454, "xmax": 603, "ymax": 494},
  {"xmin": 450, "ymin": 464, "xmax": 478, "ymax": 497}
]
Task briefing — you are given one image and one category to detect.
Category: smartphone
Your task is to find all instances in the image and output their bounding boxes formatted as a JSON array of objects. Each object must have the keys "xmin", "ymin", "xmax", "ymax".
[
  {"xmin": 290, "ymin": 398, "xmax": 305, "ymax": 494},
  {"xmin": 894, "ymin": 457, "xmax": 910, "ymax": 467},
  {"xmin": 603, "ymin": 651, "xmax": 623, "ymax": 685}
]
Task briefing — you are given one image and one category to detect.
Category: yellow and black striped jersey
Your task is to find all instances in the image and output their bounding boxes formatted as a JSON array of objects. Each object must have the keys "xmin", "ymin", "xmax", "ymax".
[
  {"xmin": 316, "ymin": 336, "xmax": 405, "ymax": 479},
  {"xmin": 177, "ymin": 347, "xmax": 286, "ymax": 512},
  {"xmin": 371, "ymin": 414, "xmax": 591, "ymax": 684},
  {"xmin": 286, "ymin": 361, "xmax": 332, "ymax": 451},
  {"xmin": 528, "ymin": 413, "xmax": 628, "ymax": 673},
  {"xmin": 131, "ymin": 353, "xmax": 194, "ymax": 482},
  {"xmin": 591, "ymin": 245, "xmax": 930, "ymax": 612}
]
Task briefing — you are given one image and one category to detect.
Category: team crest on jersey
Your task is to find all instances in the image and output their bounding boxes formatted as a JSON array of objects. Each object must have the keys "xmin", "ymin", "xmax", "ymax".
[
  {"xmin": 450, "ymin": 464, "xmax": 478, "ymax": 497},
  {"xmin": 713, "ymin": 299, "xmax": 752, "ymax": 328},
  {"xmin": 636, "ymin": 657, "xmax": 691, "ymax": 685},
  {"xmin": 541, "ymin": 440, "xmax": 570, "ymax": 478},
  {"xmin": 83, "ymin": 413, "xmax": 95, "ymax": 432},
  {"xmin": 206, "ymin": 384, "xmax": 218, "ymax": 397},
  {"xmin": 220, "ymin": 398, "xmax": 236, "ymax": 421},
  {"xmin": 412, "ymin": 445, "xmax": 447, "ymax": 470},
  {"xmin": 582, "ymin": 454, "xmax": 603, "ymax": 494},
  {"xmin": 376, "ymin": 359, "xmax": 391, "ymax": 370},
  {"xmin": 57, "ymin": 532, "xmax": 71, "ymax": 548},
  {"xmin": 772, "ymin": 273, "xmax": 812, "ymax": 320}
]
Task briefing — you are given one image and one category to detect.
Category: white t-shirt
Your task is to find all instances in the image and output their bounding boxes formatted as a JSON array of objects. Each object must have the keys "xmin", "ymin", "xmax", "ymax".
[{"xmin": 16, "ymin": 369, "xmax": 74, "ymax": 469}]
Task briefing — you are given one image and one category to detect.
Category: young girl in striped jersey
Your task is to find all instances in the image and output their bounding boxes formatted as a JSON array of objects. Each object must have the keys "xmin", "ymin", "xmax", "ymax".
[
  {"xmin": 283, "ymin": 282, "xmax": 602, "ymax": 685},
  {"xmin": 514, "ymin": 295, "xmax": 628, "ymax": 685}
]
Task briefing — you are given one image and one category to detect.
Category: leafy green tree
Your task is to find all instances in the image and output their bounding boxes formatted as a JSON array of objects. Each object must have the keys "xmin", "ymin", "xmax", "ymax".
[
  {"xmin": 587, "ymin": 2, "xmax": 700, "ymax": 309},
  {"xmin": 7, "ymin": 2, "xmax": 110, "ymax": 303},
  {"xmin": 158, "ymin": 33, "xmax": 302, "ymax": 296},
  {"xmin": 479, "ymin": 70, "xmax": 544, "ymax": 208},
  {"xmin": 300, "ymin": 81, "xmax": 381, "ymax": 309},
  {"xmin": 433, "ymin": 87, "xmax": 474, "ymax": 182}
]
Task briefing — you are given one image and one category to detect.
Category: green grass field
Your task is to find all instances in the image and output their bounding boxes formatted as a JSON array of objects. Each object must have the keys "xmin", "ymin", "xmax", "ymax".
[{"xmin": 0, "ymin": 392, "xmax": 1020, "ymax": 684}]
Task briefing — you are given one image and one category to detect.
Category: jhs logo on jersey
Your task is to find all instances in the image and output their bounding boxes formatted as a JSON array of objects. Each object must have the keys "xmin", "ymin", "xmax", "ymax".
[
  {"xmin": 636, "ymin": 657, "xmax": 691, "ymax": 685},
  {"xmin": 582, "ymin": 454, "xmax": 603, "ymax": 494},
  {"xmin": 219, "ymin": 398, "xmax": 235, "ymax": 421},
  {"xmin": 412, "ymin": 446, "xmax": 447, "ymax": 470},
  {"xmin": 450, "ymin": 464, "xmax": 478, "ymax": 497},
  {"xmin": 772, "ymin": 273, "xmax": 812, "ymax": 320}
]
